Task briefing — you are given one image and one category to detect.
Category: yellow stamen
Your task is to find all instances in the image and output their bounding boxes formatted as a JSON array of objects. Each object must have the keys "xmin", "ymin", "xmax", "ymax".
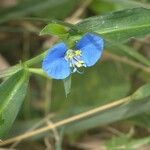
[
  {"xmin": 75, "ymin": 50, "xmax": 81, "ymax": 56},
  {"xmin": 66, "ymin": 53, "xmax": 74, "ymax": 59}
]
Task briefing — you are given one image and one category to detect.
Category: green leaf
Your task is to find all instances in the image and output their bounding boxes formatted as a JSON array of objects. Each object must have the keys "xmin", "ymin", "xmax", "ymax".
[
  {"xmin": 106, "ymin": 134, "xmax": 132, "ymax": 150},
  {"xmin": 40, "ymin": 23, "xmax": 68, "ymax": 36},
  {"xmin": 106, "ymin": 134, "xmax": 150, "ymax": 150},
  {"xmin": 63, "ymin": 76, "xmax": 71, "ymax": 97},
  {"xmin": 71, "ymin": 8, "xmax": 150, "ymax": 42},
  {"xmin": 131, "ymin": 83, "xmax": 150, "ymax": 100},
  {"xmin": 0, "ymin": 65, "xmax": 22, "ymax": 79},
  {"xmin": 61, "ymin": 84, "xmax": 150, "ymax": 133},
  {"xmin": 0, "ymin": 70, "xmax": 29, "ymax": 137},
  {"xmin": 127, "ymin": 136, "xmax": 150, "ymax": 149}
]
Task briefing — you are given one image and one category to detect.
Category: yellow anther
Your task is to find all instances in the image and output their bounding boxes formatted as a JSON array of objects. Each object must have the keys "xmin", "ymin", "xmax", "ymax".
[
  {"xmin": 66, "ymin": 53, "xmax": 74, "ymax": 59},
  {"xmin": 75, "ymin": 50, "xmax": 81, "ymax": 56}
]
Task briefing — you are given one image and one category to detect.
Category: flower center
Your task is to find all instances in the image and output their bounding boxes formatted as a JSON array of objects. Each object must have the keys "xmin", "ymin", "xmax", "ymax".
[{"xmin": 65, "ymin": 49, "xmax": 86, "ymax": 73}]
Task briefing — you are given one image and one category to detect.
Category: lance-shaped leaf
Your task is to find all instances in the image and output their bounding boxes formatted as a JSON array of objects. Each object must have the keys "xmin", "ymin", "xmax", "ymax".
[
  {"xmin": 0, "ymin": 70, "xmax": 29, "ymax": 137},
  {"xmin": 40, "ymin": 23, "xmax": 68, "ymax": 36},
  {"xmin": 71, "ymin": 8, "xmax": 150, "ymax": 42}
]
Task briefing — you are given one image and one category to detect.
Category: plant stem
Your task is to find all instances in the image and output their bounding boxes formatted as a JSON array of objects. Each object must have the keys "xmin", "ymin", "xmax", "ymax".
[
  {"xmin": 25, "ymin": 50, "xmax": 48, "ymax": 67},
  {"xmin": 28, "ymin": 68, "xmax": 49, "ymax": 78}
]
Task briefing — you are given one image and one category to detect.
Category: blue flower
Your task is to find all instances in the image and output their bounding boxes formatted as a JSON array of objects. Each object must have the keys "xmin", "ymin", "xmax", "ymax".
[{"xmin": 42, "ymin": 33, "xmax": 104, "ymax": 79}]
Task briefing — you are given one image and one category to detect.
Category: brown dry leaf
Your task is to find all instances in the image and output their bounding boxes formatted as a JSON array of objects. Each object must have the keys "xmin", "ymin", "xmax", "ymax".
[{"xmin": 0, "ymin": 54, "xmax": 9, "ymax": 70}]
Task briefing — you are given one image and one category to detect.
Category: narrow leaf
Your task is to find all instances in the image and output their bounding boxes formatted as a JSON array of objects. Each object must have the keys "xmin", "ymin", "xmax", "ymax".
[
  {"xmin": 63, "ymin": 76, "xmax": 71, "ymax": 97},
  {"xmin": 131, "ymin": 83, "xmax": 150, "ymax": 100},
  {"xmin": 40, "ymin": 23, "xmax": 68, "ymax": 37},
  {"xmin": 0, "ymin": 70, "xmax": 29, "ymax": 137},
  {"xmin": 71, "ymin": 8, "xmax": 150, "ymax": 42},
  {"xmin": 0, "ymin": 65, "xmax": 22, "ymax": 79}
]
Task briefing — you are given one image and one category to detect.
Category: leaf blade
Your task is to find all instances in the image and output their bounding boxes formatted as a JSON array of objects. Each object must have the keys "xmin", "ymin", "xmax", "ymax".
[
  {"xmin": 72, "ymin": 8, "xmax": 150, "ymax": 42},
  {"xmin": 63, "ymin": 76, "xmax": 71, "ymax": 97},
  {"xmin": 40, "ymin": 23, "xmax": 68, "ymax": 36},
  {"xmin": 0, "ymin": 70, "xmax": 29, "ymax": 137}
]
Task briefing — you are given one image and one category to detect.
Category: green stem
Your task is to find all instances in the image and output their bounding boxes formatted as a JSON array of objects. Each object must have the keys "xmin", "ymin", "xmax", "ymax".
[
  {"xmin": 25, "ymin": 50, "xmax": 48, "ymax": 67},
  {"xmin": 28, "ymin": 68, "xmax": 49, "ymax": 78}
]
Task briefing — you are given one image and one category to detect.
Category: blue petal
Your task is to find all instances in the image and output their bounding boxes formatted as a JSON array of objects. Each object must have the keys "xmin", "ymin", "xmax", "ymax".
[
  {"xmin": 45, "ymin": 58, "xmax": 70, "ymax": 79},
  {"xmin": 76, "ymin": 33, "xmax": 104, "ymax": 67},
  {"xmin": 43, "ymin": 42, "xmax": 67, "ymax": 62},
  {"xmin": 42, "ymin": 43, "xmax": 70, "ymax": 79}
]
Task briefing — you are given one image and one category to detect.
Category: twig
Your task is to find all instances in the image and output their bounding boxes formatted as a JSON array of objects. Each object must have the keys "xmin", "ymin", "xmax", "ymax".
[
  {"xmin": 44, "ymin": 120, "xmax": 60, "ymax": 149},
  {"xmin": 44, "ymin": 137, "xmax": 52, "ymax": 150}
]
